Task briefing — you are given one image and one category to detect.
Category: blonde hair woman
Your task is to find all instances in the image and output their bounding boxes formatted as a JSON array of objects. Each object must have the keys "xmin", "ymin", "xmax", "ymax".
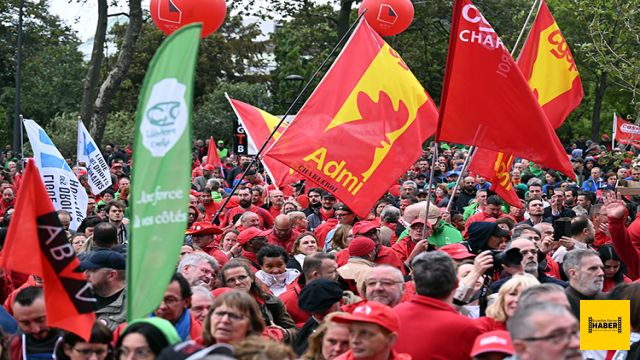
[{"xmin": 477, "ymin": 273, "xmax": 540, "ymax": 331}]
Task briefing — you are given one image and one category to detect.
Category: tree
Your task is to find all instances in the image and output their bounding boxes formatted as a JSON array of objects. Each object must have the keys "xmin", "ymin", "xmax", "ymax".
[
  {"xmin": 81, "ymin": 0, "xmax": 143, "ymax": 146},
  {"xmin": 193, "ymin": 82, "xmax": 272, "ymax": 143},
  {"xmin": 0, "ymin": 0, "xmax": 85, "ymax": 145}
]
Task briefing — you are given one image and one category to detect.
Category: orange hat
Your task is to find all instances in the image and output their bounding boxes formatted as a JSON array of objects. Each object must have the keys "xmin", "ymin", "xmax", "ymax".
[
  {"xmin": 470, "ymin": 330, "xmax": 514, "ymax": 357},
  {"xmin": 333, "ymin": 302, "xmax": 399, "ymax": 333},
  {"xmin": 352, "ymin": 219, "xmax": 380, "ymax": 236},
  {"xmin": 185, "ymin": 222, "xmax": 222, "ymax": 236},
  {"xmin": 236, "ymin": 227, "xmax": 271, "ymax": 246}
]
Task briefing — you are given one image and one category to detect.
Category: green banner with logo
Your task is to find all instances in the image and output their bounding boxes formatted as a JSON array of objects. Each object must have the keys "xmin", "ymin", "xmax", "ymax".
[{"xmin": 128, "ymin": 24, "xmax": 201, "ymax": 321}]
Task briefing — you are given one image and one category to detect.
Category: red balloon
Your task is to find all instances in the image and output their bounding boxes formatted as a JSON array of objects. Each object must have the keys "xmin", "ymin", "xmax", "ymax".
[
  {"xmin": 358, "ymin": 0, "xmax": 414, "ymax": 36},
  {"xmin": 150, "ymin": 0, "xmax": 226, "ymax": 38}
]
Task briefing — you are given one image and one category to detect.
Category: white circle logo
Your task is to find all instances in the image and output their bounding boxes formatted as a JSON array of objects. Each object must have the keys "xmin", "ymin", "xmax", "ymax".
[{"xmin": 141, "ymin": 78, "xmax": 188, "ymax": 157}]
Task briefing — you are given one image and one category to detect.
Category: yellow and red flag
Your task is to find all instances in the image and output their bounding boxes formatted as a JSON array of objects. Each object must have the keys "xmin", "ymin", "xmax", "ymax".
[
  {"xmin": 437, "ymin": 0, "xmax": 574, "ymax": 180},
  {"xmin": 227, "ymin": 97, "xmax": 303, "ymax": 188},
  {"xmin": 469, "ymin": 0, "xmax": 582, "ymax": 203},
  {"xmin": 265, "ymin": 19, "xmax": 439, "ymax": 217},
  {"xmin": 517, "ymin": 0, "xmax": 583, "ymax": 128},
  {"xmin": 0, "ymin": 160, "xmax": 96, "ymax": 340},
  {"xmin": 469, "ymin": 148, "xmax": 522, "ymax": 207}
]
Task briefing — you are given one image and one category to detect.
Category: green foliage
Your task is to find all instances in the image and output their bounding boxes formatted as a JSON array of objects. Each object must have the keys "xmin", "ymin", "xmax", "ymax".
[
  {"xmin": 103, "ymin": 111, "xmax": 135, "ymax": 147},
  {"xmin": 193, "ymin": 82, "xmax": 272, "ymax": 143},
  {"xmin": 42, "ymin": 112, "xmax": 78, "ymax": 160},
  {"xmin": 110, "ymin": 13, "xmax": 269, "ymax": 114}
]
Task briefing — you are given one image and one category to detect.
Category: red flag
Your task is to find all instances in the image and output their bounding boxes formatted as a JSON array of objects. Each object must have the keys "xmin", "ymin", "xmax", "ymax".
[
  {"xmin": 468, "ymin": 148, "xmax": 522, "ymax": 207},
  {"xmin": 437, "ymin": 0, "xmax": 574, "ymax": 179},
  {"xmin": 206, "ymin": 136, "xmax": 223, "ymax": 170},
  {"xmin": 517, "ymin": 0, "xmax": 583, "ymax": 129},
  {"xmin": 0, "ymin": 160, "xmax": 96, "ymax": 340},
  {"xmin": 227, "ymin": 98, "xmax": 304, "ymax": 188},
  {"xmin": 614, "ymin": 115, "xmax": 640, "ymax": 148},
  {"xmin": 265, "ymin": 19, "xmax": 439, "ymax": 217}
]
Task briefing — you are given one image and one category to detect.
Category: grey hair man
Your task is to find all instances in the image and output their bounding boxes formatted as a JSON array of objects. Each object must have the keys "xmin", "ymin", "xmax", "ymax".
[
  {"xmin": 562, "ymin": 249, "xmax": 605, "ymax": 318},
  {"xmin": 190, "ymin": 285, "xmax": 214, "ymax": 323},
  {"xmin": 517, "ymin": 284, "xmax": 570, "ymax": 311},
  {"xmin": 508, "ymin": 302, "xmax": 581, "ymax": 360},
  {"xmin": 177, "ymin": 252, "xmax": 219, "ymax": 289},
  {"xmin": 362, "ymin": 265, "xmax": 404, "ymax": 307}
]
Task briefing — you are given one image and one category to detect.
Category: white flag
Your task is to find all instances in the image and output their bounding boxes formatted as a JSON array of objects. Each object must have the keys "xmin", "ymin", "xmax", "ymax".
[
  {"xmin": 77, "ymin": 120, "xmax": 112, "ymax": 194},
  {"xmin": 24, "ymin": 119, "xmax": 88, "ymax": 231}
]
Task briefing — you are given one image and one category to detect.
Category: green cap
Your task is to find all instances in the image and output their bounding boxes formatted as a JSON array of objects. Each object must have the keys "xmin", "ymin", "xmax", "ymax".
[{"xmin": 127, "ymin": 317, "xmax": 181, "ymax": 346}]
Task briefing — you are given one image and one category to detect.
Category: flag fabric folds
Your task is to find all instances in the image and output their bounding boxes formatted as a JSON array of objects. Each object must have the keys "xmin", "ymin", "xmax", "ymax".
[
  {"xmin": 206, "ymin": 136, "xmax": 223, "ymax": 170},
  {"xmin": 516, "ymin": 0, "xmax": 583, "ymax": 129},
  {"xmin": 227, "ymin": 97, "xmax": 303, "ymax": 188},
  {"xmin": 468, "ymin": 0, "xmax": 583, "ymax": 204},
  {"xmin": 468, "ymin": 148, "xmax": 522, "ymax": 207},
  {"xmin": 613, "ymin": 114, "xmax": 640, "ymax": 148},
  {"xmin": 24, "ymin": 119, "xmax": 88, "ymax": 231},
  {"xmin": 0, "ymin": 160, "xmax": 96, "ymax": 340},
  {"xmin": 77, "ymin": 120, "xmax": 112, "ymax": 194},
  {"xmin": 129, "ymin": 24, "xmax": 201, "ymax": 321},
  {"xmin": 436, "ymin": 0, "xmax": 574, "ymax": 179},
  {"xmin": 265, "ymin": 19, "xmax": 439, "ymax": 217}
]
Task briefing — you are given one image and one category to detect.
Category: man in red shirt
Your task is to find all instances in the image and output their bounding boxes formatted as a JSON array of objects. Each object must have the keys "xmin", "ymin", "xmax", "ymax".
[
  {"xmin": 223, "ymin": 186, "xmax": 274, "ymax": 229},
  {"xmin": 185, "ymin": 222, "xmax": 227, "ymax": 266},
  {"xmin": 465, "ymin": 195, "xmax": 511, "ymax": 234},
  {"xmin": 263, "ymin": 189, "xmax": 285, "ymax": 218},
  {"xmin": 392, "ymin": 218, "xmax": 433, "ymax": 266},
  {"xmin": 266, "ymin": 215, "xmax": 299, "ymax": 253},
  {"xmin": 332, "ymin": 302, "xmax": 410, "ymax": 360},
  {"xmin": 199, "ymin": 191, "xmax": 219, "ymax": 223},
  {"xmin": 235, "ymin": 227, "xmax": 270, "ymax": 272},
  {"xmin": 393, "ymin": 251, "xmax": 482, "ymax": 359}
]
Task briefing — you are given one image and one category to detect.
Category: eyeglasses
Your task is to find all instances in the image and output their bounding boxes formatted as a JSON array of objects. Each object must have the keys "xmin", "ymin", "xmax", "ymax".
[
  {"xmin": 188, "ymin": 213, "xmax": 197, "ymax": 217},
  {"xmin": 225, "ymin": 274, "xmax": 249, "ymax": 285},
  {"xmin": 365, "ymin": 280, "xmax": 403, "ymax": 288},
  {"xmin": 212, "ymin": 310, "xmax": 246, "ymax": 321},
  {"xmin": 118, "ymin": 347, "xmax": 153, "ymax": 359},
  {"xmin": 74, "ymin": 347, "xmax": 110, "ymax": 358},
  {"xmin": 522, "ymin": 329, "xmax": 579, "ymax": 345}
]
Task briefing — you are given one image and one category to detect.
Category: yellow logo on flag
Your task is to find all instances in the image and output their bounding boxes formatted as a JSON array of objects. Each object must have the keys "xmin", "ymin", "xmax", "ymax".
[
  {"xmin": 580, "ymin": 300, "xmax": 630, "ymax": 350},
  {"xmin": 528, "ymin": 22, "xmax": 579, "ymax": 107},
  {"xmin": 493, "ymin": 152, "xmax": 513, "ymax": 191},
  {"xmin": 326, "ymin": 44, "xmax": 429, "ymax": 182}
]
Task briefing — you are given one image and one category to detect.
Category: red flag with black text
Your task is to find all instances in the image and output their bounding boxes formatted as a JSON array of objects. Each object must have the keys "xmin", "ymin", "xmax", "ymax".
[
  {"xmin": 0, "ymin": 160, "xmax": 96, "ymax": 340},
  {"xmin": 437, "ymin": 0, "xmax": 574, "ymax": 179}
]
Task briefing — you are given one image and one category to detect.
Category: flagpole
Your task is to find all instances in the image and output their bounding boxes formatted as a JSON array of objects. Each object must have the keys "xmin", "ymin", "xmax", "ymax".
[
  {"xmin": 445, "ymin": 146, "xmax": 477, "ymax": 216},
  {"xmin": 511, "ymin": 0, "xmax": 540, "ymax": 60},
  {"xmin": 421, "ymin": 142, "xmax": 439, "ymax": 241},
  {"xmin": 612, "ymin": 112, "xmax": 616, "ymax": 149},
  {"xmin": 211, "ymin": 11, "xmax": 367, "ymax": 225},
  {"xmin": 19, "ymin": 114, "xmax": 24, "ymax": 162}
]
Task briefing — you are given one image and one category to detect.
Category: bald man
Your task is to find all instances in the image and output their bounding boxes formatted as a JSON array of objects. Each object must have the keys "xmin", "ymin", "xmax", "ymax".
[{"xmin": 266, "ymin": 214, "xmax": 300, "ymax": 252}]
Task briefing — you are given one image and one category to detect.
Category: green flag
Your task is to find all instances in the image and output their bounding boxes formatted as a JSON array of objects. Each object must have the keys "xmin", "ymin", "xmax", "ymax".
[{"xmin": 128, "ymin": 24, "xmax": 201, "ymax": 321}]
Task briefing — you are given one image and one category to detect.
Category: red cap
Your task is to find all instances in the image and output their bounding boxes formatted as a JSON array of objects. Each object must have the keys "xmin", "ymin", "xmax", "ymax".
[
  {"xmin": 352, "ymin": 220, "xmax": 380, "ymax": 236},
  {"xmin": 470, "ymin": 330, "xmax": 514, "ymax": 357},
  {"xmin": 348, "ymin": 237, "xmax": 376, "ymax": 257},
  {"xmin": 438, "ymin": 243, "xmax": 475, "ymax": 260},
  {"xmin": 203, "ymin": 164, "xmax": 215, "ymax": 171},
  {"xmin": 410, "ymin": 218, "xmax": 432, "ymax": 229},
  {"xmin": 185, "ymin": 222, "xmax": 222, "ymax": 236},
  {"xmin": 236, "ymin": 227, "xmax": 271, "ymax": 246},
  {"xmin": 212, "ymin": 287, "xmax": 233, "ymax": 298},
  {"xmin": 332, "ymin": 302, "xmax": 399, "ymax": 333}
]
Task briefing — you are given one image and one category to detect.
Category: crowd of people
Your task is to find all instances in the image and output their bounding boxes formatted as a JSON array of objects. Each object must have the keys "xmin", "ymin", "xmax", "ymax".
[{"xmin": 0, "ymin": 138, "xmax": 639, "ymax": 360}]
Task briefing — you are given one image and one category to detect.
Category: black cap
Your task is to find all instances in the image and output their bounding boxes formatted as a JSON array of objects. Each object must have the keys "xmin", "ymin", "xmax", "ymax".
[
  {"xmin": 79, "ymin": 250, "xmax": 125, "ymax": 270},
  {"xmin": 298, "ymin": 279, "xmax": 343, "ymax": 313},
  {"xmin": 334, "ymin": 203, "xmax": 352, "ymax": 213},
  {"xmin": 321, "ymin": 191, "xmax": 336, "ymax": 199}
]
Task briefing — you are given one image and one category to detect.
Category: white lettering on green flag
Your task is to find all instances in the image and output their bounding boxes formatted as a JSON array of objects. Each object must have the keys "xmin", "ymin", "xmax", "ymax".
[{"xmin": 128, "ymin": 23, "xmax": 201, "ymax": 321}]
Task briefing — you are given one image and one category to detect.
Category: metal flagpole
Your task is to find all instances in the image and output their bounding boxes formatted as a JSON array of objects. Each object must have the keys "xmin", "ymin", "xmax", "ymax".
[
  {"xmin": 511, "ymin": 0, "xmax": 541, "ymax": 61},
  {"xmin": 445, "ymin": 146, "xmax": 477, "ymax": 216},
  {"xmin": 421, "ymin": 142, "xmax": 439, "ymax": 240}
]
